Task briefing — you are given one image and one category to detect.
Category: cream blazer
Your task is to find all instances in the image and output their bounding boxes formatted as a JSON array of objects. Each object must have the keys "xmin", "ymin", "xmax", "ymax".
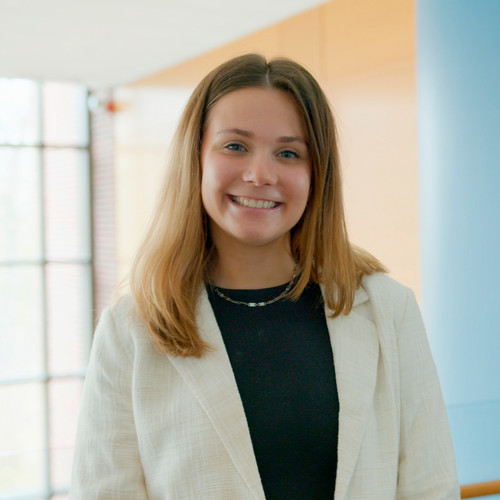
[{"xmin": 70, "ymin": 273, "xmax": 460, "ymax": 499}]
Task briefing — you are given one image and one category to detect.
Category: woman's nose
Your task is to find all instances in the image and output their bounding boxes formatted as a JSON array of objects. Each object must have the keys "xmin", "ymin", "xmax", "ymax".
[{"xmin": 241, "ymin": 154, "xmax": 278, "ymax": 186}]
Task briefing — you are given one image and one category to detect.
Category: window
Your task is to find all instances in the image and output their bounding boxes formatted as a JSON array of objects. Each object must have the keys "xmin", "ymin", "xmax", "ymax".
[{"xmin": 0, "ymin": 79, "xmax": 93, "ymax": 499}]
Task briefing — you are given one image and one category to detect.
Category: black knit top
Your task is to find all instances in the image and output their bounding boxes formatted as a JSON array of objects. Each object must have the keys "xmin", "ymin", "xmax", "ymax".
[{"xmin": 207, "ymin": 282, "xmax": 339, "ymax": 499}]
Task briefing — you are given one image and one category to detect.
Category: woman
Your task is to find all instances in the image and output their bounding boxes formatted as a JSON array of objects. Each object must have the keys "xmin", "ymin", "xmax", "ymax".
[{"xmin": 70, "ymin": 54, "xmax": 460, "ymax": 499}]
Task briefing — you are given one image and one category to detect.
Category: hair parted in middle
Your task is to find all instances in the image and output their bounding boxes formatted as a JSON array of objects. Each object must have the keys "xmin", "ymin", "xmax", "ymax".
[{"xmin": 130, "ymin": 53, "xmax": 385, "ymax": 357}]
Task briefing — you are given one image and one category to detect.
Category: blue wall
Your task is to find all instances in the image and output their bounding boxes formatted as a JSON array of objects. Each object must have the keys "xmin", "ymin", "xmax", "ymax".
[{"xmin": 416, "ymin": 0, "xmax": 500, "ymax": 487}]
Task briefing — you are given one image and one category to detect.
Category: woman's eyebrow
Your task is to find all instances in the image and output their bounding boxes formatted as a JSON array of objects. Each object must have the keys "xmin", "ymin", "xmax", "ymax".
[
  {"xmin": 216, "ymin": 129, "xmax": 307, "ymax": 145},
  {"xmin": 278, "ymin": 136, "xmax": 307, "ymax": 145},
  {"xmin": 217, "ymin": 128, "xmax": 253, "ymax": 138}
]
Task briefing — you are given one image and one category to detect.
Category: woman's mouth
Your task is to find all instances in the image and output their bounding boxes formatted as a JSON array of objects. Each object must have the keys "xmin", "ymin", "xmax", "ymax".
[{"xmin": 230, "ymin": 195, "xmax": 279, "ymax": 209}]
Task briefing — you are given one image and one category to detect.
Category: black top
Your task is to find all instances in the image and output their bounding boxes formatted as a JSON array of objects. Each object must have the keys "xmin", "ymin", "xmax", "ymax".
[{"xmin": 207, "ymin": 282, "xmax": 339, "ymax": 499}]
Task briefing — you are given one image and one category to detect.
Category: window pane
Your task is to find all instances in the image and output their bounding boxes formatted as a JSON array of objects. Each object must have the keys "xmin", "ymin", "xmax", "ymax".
[
  {"xmin": 0, "ymin": 79, "xmax": 40, "ymax": 145},
  {"xmin": 42, "ymin": 83, "xmax": 88, "ymax": 147},
  {"xmin": 44, "ymin": 148, "xmax": 91, "ymax": 261},
  {"xmin": 0, "ymin": 383, "xmax": 46, "ymax": 496},
  {"xmin": 0, "ymin": 147, "xmax": 42, "ymax": 261},
  {"xmin": 47, "ymin": 264, "xmax": 92, "ymax": 375},
  {"xmin": 0, "ymin": 451, "xmax": 46, "ymax": 499},
  {"xmin": 49, "ymin": 378, "xmax": 84, "ymax": 491},
  {"xmin": 0, "ymin": 266, "xmax": 44, "ymax": 380}
]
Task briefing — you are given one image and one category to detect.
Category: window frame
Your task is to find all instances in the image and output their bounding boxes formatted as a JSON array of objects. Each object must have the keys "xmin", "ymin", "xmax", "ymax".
[{"xmin": 0, "ymin": 78, "xmax": 94, "ymax": 500}]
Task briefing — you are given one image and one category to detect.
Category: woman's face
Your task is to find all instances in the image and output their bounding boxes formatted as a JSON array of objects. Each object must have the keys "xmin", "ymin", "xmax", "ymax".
[{"xmin": 200, "ymin": 87, "xmax": 311, "ymax": 253}]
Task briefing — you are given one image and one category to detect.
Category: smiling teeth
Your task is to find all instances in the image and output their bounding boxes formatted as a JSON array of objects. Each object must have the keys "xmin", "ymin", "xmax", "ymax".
[{"xmin": 233, "ymin": 196, "xmax": 277, "ymax": 209}]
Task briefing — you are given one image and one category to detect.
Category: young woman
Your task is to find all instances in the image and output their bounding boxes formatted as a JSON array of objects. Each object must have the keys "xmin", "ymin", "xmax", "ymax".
[{"xmin": 70, "ymin": 54, "xmax": 460, "ymax": 499}]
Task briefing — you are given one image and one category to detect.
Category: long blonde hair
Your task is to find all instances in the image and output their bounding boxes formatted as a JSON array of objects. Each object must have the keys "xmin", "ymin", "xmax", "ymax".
[{"xmin": 130, "ymin": 54, "xmax": 386, "ymax": 357}]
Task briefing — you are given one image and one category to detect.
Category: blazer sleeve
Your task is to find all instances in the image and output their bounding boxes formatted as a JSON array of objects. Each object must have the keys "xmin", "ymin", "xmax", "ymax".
[
  {"xmin": 396, "ymin": 288, "xmax": 460, "ymax": 500},
  {"xmin": 69, "ymin": 304, "xmax": 149, "ymax": 499}
]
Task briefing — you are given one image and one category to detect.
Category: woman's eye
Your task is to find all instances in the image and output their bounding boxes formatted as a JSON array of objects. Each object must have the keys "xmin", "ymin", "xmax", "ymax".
[
  {"xmin": 278, "ymin": 150, "xmax": 299, "ymax": 159},
  {"xmin": 225, "ymin": 143, "xmax": 245, "ymax": 152}
]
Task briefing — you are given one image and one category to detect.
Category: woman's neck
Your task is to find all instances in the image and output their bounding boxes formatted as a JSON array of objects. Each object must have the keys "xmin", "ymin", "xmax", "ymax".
[{"xmin": 210, "ymin": 242, "xmax": 296, "ymax": 290}]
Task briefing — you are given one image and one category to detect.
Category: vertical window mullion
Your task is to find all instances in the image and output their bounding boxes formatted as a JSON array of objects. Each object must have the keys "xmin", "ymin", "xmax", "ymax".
[
  {"xmin": 38, "ymin": 81, "xmax": 52, "ymax": 500},
  {"xmin": 87, "ymin": 90, "xmax": 96, "ymax": 355}
]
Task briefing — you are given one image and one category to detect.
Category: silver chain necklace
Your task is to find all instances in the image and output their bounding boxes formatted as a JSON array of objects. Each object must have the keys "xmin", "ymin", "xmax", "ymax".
[{"xmin": 210, "ymin": 264, "xmax": 298, "ymax": 307}]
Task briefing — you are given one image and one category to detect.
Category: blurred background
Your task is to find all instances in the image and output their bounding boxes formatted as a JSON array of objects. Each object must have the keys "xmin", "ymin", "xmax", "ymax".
[{"xmin": 0, "ymin": 0, "xmax": 498, "ymax": 498}]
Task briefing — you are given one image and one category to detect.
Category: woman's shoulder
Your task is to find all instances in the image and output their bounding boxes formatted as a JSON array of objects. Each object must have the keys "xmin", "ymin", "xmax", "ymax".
[
  {"xmin": 102, "ymin": 293, "xmax": 137, "ymax": 321},
  {"xmin": 361, "ymin": 272, "xmax": 411, "ymax": 298},
  {"xmin": 94, "ymin": 294, "xmax": 151, "ymax": 352},
  {"xmin": 360, "ymin": 272, "xmax": 416, "ymax": 321}
]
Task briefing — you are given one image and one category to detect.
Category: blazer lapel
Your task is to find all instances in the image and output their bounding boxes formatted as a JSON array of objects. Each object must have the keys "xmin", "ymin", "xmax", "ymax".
[
  {"xmin": 166, "ymin": 288, "xmax": 265, "ymax": 500},
  {"xmin": 325, "ymin": 287, "xmax": 379, "ymax": 500}
]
